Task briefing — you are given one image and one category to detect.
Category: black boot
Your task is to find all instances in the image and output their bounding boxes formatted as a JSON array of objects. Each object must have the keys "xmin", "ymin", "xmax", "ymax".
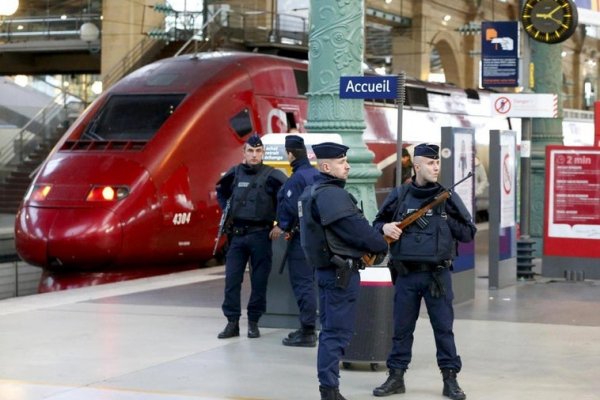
[
  {"xmin": 441, "ymin": 369, "xmax": 466, "ymax": 400},
  {"xmin": 217, "ymin": 320, "xmax": 239, "ymax": 339},
  {"xmin": 282, "ymin": 327, "xmax": 317, "ymax": 347},
  {"xmin": 248, "ymin": 321, "xmax": 260, "ymax": 338},
  {"xmin": 373, "ymin": 368, "xmax": 406, "ymax": 397},
  {"xmin": 319, "ymin": 386, "xmax": 347, "ymax": 400}
]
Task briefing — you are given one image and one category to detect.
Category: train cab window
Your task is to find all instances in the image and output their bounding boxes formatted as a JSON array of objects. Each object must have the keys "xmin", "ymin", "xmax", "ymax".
[
  {"xmin": 81, "ymin": 94, "xmax": 185, "ymax": 141},
  {"xmin": 293, "ymin": 69, "xmax": 308, "ymax": 96},
  {"xmin": 405, "ymin": 86, "xmax": 429, "ymax": 108},
  {"xmin": 230, "ymin": 109, "xmax": 253, "ymax": 138}
]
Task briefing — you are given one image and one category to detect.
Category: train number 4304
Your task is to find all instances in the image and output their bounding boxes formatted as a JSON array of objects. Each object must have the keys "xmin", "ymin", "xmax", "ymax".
[{"xmin": 172, "ymin": 212, "xmax": 192, "ymax": 225}]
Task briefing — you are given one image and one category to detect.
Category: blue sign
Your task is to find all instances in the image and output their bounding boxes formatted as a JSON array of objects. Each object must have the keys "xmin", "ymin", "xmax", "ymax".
[
  {"xmin": 339, "ymin": 76, "xmax": 398, "ymax": 99},
  {"xmin": 481, "ymin": 21, "xmax": 519, "ymax": 88}
]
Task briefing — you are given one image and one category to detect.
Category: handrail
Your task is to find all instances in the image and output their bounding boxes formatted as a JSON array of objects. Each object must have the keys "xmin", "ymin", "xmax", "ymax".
[
  {"xmin": 0, "ymin": 14, "xmax": 102, "ymax": 42},
  {"xmin": 102, "ymin": 34, "xmax": 161, "ymax": 89},
  {"xmin": 103, "ymin": 8, "xmax": 309, "ymax": 88},
  {"xmin": 0, "ymin": 95, "xmax": 66, "ymax": 170},
  {"xmin": 174, "ymin": 7, "xmax": 228, "ymax": 57}
]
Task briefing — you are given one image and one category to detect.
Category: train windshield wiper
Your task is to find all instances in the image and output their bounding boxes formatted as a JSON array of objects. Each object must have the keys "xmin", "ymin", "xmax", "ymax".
[{"xmin": 81, "ymin": 112, "xmax": 105, "ymax": 141}]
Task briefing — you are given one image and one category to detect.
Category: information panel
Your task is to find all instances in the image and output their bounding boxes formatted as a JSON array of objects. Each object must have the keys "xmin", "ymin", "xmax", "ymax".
[{"xmin": 544, "ymin": 146, "xmax": 600, "ymax": 258}]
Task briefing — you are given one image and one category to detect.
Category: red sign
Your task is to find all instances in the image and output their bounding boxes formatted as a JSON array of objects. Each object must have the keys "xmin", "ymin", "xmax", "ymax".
[{"xmin": 545, "ymin": 146, "xmax": 600, "ymax": 258}]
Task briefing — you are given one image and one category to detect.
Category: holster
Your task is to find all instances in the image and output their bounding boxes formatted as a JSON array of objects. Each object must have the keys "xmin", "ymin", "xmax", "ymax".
[{"xmin": 331, "ymin": 255, "xmax": 362, "ymax": 289}]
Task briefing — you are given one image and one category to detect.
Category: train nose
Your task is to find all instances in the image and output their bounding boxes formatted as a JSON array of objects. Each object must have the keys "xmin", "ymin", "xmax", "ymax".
[{"xmin": 15, "ymin": 207, "xmax": 123, "ymax": 270}]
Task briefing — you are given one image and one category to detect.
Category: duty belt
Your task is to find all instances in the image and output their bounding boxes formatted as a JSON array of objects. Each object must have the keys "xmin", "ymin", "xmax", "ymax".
[
  {"xmin": 390, "ymin": 260, "xmax": 446, "ymax": 273},
  {"xmin": 230, "ymin": 225, "xmax": 271, "ymax": 236}
]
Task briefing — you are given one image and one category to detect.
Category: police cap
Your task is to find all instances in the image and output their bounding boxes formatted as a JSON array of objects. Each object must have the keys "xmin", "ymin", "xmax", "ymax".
[
  {"xmin": 285, "ymin": 135, "xmax": 305, "ymax": 150},
  {"xmin": 312, "ymin": 142, "xmax": 349, "ymax": 159},
  {"xmin": 414, "ymin": 143, "xmax": 439, "ymax": 159},
  {"xmin": 246, "ymin": 134, "xmax": 263, "ymax": 147}
]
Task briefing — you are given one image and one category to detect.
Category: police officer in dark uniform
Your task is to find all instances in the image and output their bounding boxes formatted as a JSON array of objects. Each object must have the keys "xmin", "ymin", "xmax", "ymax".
[
  {"xmin": 272, "ymin": 135, "xmax": 320, "ymax": 347},
  {"xmin": 215, "ymin": 134, "xmax": 287, "ymax": 339},
  {"xmin": 298, "ymin": 142, "xmax": 388, "ymax": 400},
  {"xmin": 371, "ymin": 143, "xmax": 476, "ymax": 400}
]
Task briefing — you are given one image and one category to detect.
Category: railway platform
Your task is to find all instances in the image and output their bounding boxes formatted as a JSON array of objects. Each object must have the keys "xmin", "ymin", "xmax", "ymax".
[{"xmin": 0, "ymin": 224, "xmax": 599, "ymax": 400}]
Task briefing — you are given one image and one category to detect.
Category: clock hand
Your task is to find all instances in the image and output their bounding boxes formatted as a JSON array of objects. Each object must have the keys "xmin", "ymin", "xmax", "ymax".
[
  {"xmin": 547, "ymin": 5, "xmax": 562, "ymax": 17},
  {"xmin": 548, "ymin": 15, "xmax": 563, "ymax": 24}
]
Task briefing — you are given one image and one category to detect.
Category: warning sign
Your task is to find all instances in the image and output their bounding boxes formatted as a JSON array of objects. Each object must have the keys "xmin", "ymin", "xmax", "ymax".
[
  {"xmin": 491, "ymin": 94, "xmax": 558, "ymax": 118},
  {"xmin": 494, "ymin": 97, "xmax": 511, "ymax": 114}
]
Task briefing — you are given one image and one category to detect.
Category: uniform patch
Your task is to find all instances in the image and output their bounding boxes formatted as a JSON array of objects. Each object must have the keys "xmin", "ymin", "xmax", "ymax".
[
  {"xmin": 238, "ymin": 182, "xmax": 249, "ymax": 187},
  {"xmin": 286, "ymin": 189, "xmax": 292, "ymax": 198}
]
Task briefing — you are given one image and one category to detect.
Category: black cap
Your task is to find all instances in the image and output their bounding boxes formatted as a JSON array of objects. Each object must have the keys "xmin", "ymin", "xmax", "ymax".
[
  {"xmin": 312, "ymin": 142, "xmax": 349, "ymax": 159},
  {"xmin": 414, "ymin": 143, "xmax": 439, "ymax": 159},
  {"xmin": 246, "ymin": 134, "xmax": 263, "ymax": 147},
  {"xmin": 285, "ymin": 135, "xmax": 305, "ymax": 150}
]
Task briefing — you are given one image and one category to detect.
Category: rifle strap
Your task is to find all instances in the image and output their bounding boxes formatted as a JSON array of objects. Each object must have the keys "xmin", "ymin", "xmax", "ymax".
[{"xmin": 392, "ymin": 184, "xmax": 410, "ymax": 222}]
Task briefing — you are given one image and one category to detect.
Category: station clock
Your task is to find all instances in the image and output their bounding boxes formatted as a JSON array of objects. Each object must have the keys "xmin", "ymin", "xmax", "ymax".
[{"xmin": 520, "ymin": 0, "xmax": 578, "ymax": 44}]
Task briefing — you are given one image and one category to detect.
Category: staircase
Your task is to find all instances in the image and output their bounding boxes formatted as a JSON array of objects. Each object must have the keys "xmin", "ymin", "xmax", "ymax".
[{"xmin": 0, "ymin": 96, "xmax": 75, "ymax": 214}]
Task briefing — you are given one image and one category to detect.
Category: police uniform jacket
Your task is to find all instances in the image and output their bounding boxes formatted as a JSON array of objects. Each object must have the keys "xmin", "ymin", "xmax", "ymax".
[
  {"xmin": 310, "ymin": 173, "xmax": 388, "ymax": 264},
  {"xmin": 276, "ymin": 157, "xmax": 319, "ymax": 232},
  {"xmin": 373, "ymin": 180, "xmax": 476, "ymax": 264},
  {"xmin": 216, "ymin": 163, "xmax": 287, "ymax": 225}
]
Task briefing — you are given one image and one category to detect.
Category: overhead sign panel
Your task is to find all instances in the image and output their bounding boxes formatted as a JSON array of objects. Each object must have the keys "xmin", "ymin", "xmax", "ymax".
[
  {"xmin": 481, "ymin": 21, "xmax": 519, "ymax": 88},
  {"xmin": 339, "ymin": 76, "xmax": 398, "ymax": 99},
  {"xmin": 490, "ymin": 93, "xmax": 558, "ymax": 118}
]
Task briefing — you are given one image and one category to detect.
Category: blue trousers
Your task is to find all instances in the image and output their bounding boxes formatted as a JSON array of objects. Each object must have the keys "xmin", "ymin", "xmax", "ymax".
[
  {"xmin": 387, "ymin": 269, "xmax": 462, "ymax": 372},
  {"xmin": 287, "ymin": 237, "xmax": 317, "ymax": 328},
  {"xmin": 222, "ymin": 229, "xmax": 272, "ymax": 322},
  {"xmin": 316, "ymin": 267, "xmax": 360, "ymax": 388}
]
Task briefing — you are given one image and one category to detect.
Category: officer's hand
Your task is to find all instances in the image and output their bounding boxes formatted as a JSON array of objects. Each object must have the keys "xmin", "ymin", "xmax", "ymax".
[
  {"xmin": 284, "ymin": 232, "xmax": 292, "ymax": 241},
  {"xmin": 382, "ymin": 222, "xmax": 402, "ymax": 241},
  {"xmin": 269, "ymin": 225, "xmax": 284, "ymax": 240}
]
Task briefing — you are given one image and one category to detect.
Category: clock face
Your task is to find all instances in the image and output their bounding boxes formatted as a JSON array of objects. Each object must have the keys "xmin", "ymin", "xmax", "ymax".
[{"xmin": 521, "ymin": 0, "xmax": 578, "ymax": 44}]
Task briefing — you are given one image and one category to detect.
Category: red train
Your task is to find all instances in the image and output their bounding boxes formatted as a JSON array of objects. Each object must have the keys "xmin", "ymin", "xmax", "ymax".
[{"xmin": 14, "ymin": 51, "xmax": 514, "ymax": 290}]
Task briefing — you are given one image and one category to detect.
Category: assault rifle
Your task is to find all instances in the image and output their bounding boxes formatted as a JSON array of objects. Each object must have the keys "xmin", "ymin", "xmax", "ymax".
[
  {"xmin": 212, "ymin": 199, "xmax": 231, "ymax": 256},
  {"xmin": 362, "ymin": 172, "xmax": 473, "ymax": 266}
]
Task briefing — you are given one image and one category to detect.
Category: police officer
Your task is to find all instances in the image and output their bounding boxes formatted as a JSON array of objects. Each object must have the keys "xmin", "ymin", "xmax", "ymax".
[
  {"xmin": 371, "ymin": 143, "xmax": 476, "ymax": 400},
  {"xmin": 215, "ymin": 134, "xmax": 287, "ymax": 339},
  {"xmin": 273, "ymin": 135, "xmax": 320, "ymax": 347},
  {"xmin": 298, "ymin": 142, "xmax": 388, "ymax": 400}
]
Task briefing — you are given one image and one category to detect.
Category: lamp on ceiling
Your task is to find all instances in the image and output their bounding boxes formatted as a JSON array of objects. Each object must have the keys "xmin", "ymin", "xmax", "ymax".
[
  {"xmin": 80, "ymin": 22, "xmax": 100, "ymax": 42},
  {"xmin": 0, "ymin": 0, "xmax": 19, "ymax": 16}
]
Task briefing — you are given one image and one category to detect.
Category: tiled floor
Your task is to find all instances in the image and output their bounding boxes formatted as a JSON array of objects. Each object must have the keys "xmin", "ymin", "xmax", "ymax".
[{"xmin": 0, "ymin": 225, "xmax": 599, "ymax": 399}]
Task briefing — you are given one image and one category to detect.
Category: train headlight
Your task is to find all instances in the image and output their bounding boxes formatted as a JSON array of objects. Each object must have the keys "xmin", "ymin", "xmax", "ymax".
[
  {"xmin": 86, "ymin": 185, "xmax": 130, "ymax": 202},
  {"xmin": 26, "ymin": 185, "xmax": 52, "ymax": 201}
]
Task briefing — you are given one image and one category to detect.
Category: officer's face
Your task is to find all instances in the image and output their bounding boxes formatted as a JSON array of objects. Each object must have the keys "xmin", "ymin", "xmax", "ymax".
[
  {"xmin": 243, "ymin": 145, "xmax": 264, "ymax": 165},
  {"xmin": 414, "ymin": 156, "xmax": 440, "ymax": 184},
  {"xmin": 323, "ymin": 157, "xmax": 350, "ymax": 180}
]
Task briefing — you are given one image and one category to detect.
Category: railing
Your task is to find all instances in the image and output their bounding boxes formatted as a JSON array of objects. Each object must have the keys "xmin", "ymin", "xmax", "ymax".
[
  {"xmin": 104, "ymin": 8, "xmax": 309, "ymax": 88},
  {"xmin": 102, "ymin": 36, "xmax": 165, "ymax": 89},
  {"xmin": 0, "ymin": 95, "xmax": 67, "ymax": 178},
  {"xmin": 0, "ymin": 14, "xmax": 102, "ymax": 42},
  {"xmin": 174, "ymin": 7, "xmax": 230, "ymax": 57}
]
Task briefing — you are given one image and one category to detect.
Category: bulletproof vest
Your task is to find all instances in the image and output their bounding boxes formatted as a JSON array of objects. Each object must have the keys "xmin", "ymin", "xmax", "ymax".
[
  {"xmin": 298, "ymin": 185, "xmax": 333, "ymax": 268},
  {"xmin": 391, "ymin": 186, "xmax": 455, "ymax": 265},
  {"xmin": 230, "ymin": 165, "xmax": 276, "ymax": 222}
]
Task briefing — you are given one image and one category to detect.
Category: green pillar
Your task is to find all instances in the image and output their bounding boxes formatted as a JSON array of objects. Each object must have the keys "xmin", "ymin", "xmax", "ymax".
[
  {"xmin": 530, "ymin": 41, "xmax": 563, "ymax": 253},
  {"xmin": 305, "ymin": 0, "xmax": 381, "ymax": 221}
]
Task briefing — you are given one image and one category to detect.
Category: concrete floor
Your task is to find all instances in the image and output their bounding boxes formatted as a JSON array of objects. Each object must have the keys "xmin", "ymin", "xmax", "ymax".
[{"xmin": 0, "ymin": 224, "xmax": 599, "ymax": 400}]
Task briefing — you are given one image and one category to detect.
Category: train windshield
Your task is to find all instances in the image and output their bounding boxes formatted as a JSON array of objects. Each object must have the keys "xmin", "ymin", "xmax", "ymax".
[{"xmin": 82, "ymin": 94, "xmax": 185, "ymax": 141}]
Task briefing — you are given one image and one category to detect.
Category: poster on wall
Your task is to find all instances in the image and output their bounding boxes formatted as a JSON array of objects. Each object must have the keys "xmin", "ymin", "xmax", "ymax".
[
  {"xmin": 453, "ymin": 132, "xmax": 474, "ymax": 216},
  {"xmin": 547, "ymin": 147, "xmax": 600, "ymax": 240},
  {"xmin": 500, "ymin": 131, "xmax": 516, "ymax": 228}
]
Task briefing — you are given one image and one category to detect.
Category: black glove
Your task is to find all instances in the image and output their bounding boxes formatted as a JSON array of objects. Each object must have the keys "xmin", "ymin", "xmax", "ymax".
[{"xmin": 372, "ymin": 252, "xmax": 388, "ymax": 266}]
